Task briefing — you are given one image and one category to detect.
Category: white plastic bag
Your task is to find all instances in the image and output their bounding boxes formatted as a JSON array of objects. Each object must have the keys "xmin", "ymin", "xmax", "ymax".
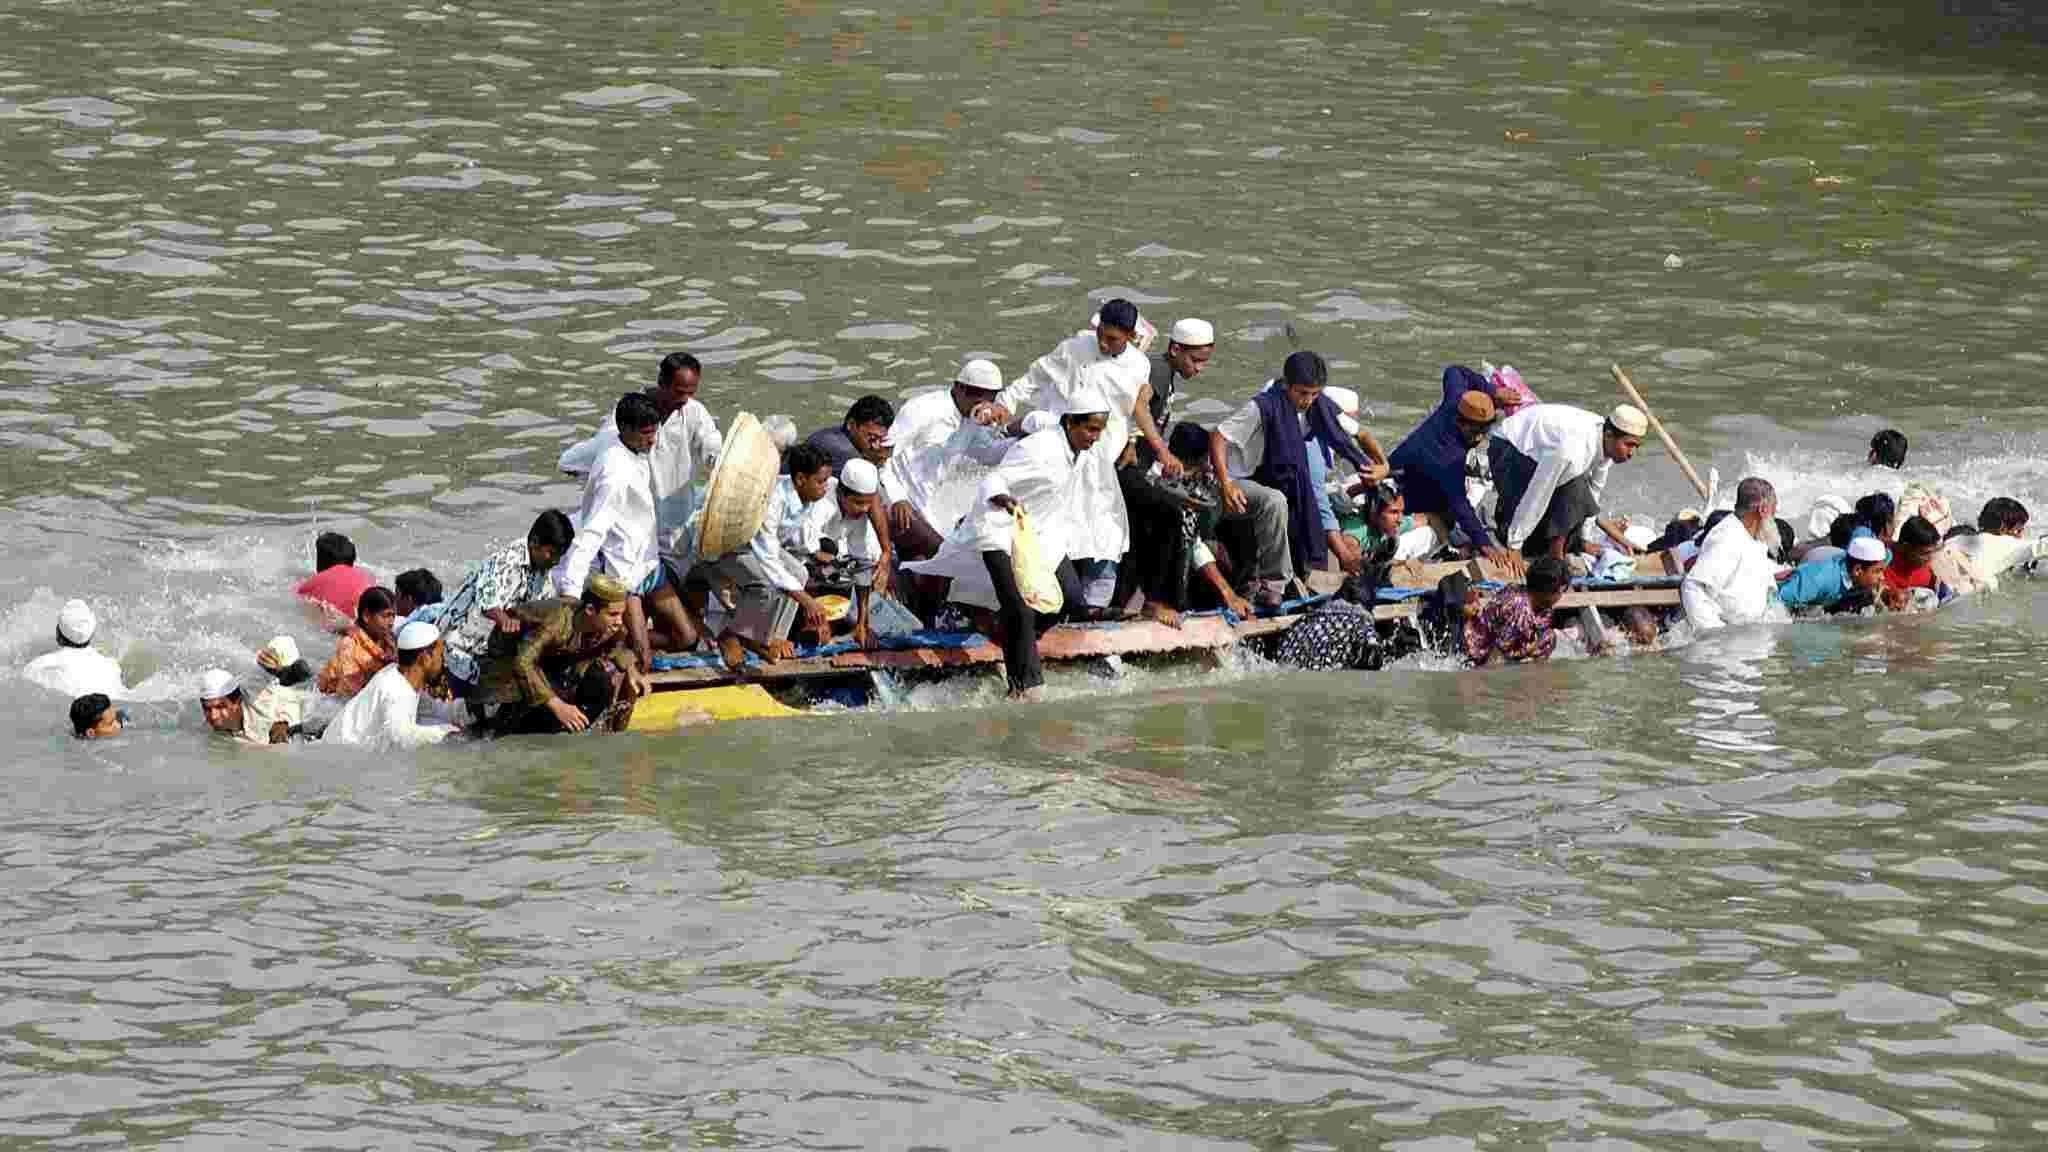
[{"xmin": 1011, "ymin": 508, "xmax": 1064, "ymax": 614}]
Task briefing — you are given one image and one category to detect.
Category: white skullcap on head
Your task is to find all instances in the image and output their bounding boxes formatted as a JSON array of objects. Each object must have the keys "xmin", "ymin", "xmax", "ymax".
[
  {"xmin": 956, "ymin": 358, "xmax": 1003, "ymax": 393},
  {"xmin": 395, "ymin": 621, "xmax": 440, "ymax": 652},
  {"xmin": 1168, "ymin": 318, "xmax": 1214, "ymax": 347},
  {"xmin": 57, "ymin": 599, "xmax": 96, "ymax": 645},
  {"xmin": 257, "ymin": 635, "xmax": 300, "ymax": 669},
  {"xmin": 839, "ymin": 458, "xmax": 880, "ymax": 496},
  {"xmin": 1847, "ymin": 536, "xmax": 1888, "ymax": 563},
  {"xmin": 1608, "ymin": 403, "xmax": 1649, "ymax": 438},
  {"xmin": 199, "ymin": 668, "xmax": 238, "ymax": 700}
]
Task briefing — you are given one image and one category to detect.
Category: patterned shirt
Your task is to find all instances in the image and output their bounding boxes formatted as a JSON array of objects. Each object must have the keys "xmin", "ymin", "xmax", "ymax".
[
  {"xmin": 1462, "ymin": 588, "xmax": 1556, "ymax": 665},
  {"xmin": 473, "ymin": 598, "xmax": 636, "ymax": 711},
  {"xmin": 439, "ymin": 539, "xmax": 551, "ymax": 682},
  {"xmin": 316, "ymin": 626, "xmax": 395, "ymax": 698}
]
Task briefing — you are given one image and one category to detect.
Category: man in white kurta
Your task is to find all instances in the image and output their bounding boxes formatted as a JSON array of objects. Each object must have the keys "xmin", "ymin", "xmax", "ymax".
[
  {"xmin": 559, "ymin": 353, "xmax": 722, "ymax": 577},
  {"xmin": 996, "ymin": 301, "xmax": 1150, "ymax": 606},
  {"xmin": 23, "ymin": 599, "xmax": 125, "ymax": 699},
  {"xmin": 1488, "ymin": 403, "xmax": 1644, "ymax": 562},
  {"xmin": 1682, "ymin": 477, "xmax": 1785, "ymax": 632},
  {"xmin": 322, "ymin": 622, "xmax": 461, "ymax": 748},
  {"xmin": 881, "ymin": 357, "xmax": 1007, "ymax": 559}
]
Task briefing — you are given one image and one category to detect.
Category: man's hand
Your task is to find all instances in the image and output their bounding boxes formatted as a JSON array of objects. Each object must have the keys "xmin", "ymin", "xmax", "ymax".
[
  {"xmin": 624, "ymin": 665, "xmax": 650, "ymax": 700},
  {"xmin": 977, "ymin": 403, "xmax": 1010, "ymax": 428},
  {"xmin": 870, "ymin": 555, "xmax": 893, "ymax": 598},
  {"xmin": 853, "ymin": 618, "xmax": 874, "ymax": 650},
  {"xmin": 795, "ymin": 592, "xmax": 829, "ymax": 638},
  {"xmin": 1220, "ymin": 480, "xmax": 1248, "ymax": 516},
  {"xmin": 488, "ymin": 609, "xmax": 522, "ymax": 635},
  {"xmin": 890, "ymin": 500, "xmax": 916, "ymax": 535},
  {"xmin": 1361, "ymin": 461, "xmax": 1390, "ymax": 484},
  {"xmin": 1880, "ymin": 585, "xmax": 1909, "ymax": 611},
  {"xmin": 1142, "ymin": 601, "xmax": 1184, "ymax": 630},
  {"xmin": 1330, "ymin": 531, "xmax": 1363, "ymax": 575},
  {"xmin": 1483, "ymin": 545, "xmax": 1527, "ymax": 581},
  {"xmin": 1156, "ymin": 449, "xmax": 1185, "ymax": 480},
  {"xmin": 1221, "ymin": 589, "xmax": 1251, "ymax": 619},
  {"xmin": 547, "ymin": 696, "xmax": 590, "ymax": 733}
]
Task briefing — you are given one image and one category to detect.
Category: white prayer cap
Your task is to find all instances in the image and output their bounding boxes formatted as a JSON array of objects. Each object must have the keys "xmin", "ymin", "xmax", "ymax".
[
  {"xmin": 56, "ymin": 599, "xmax": 96, "ymax": 645},
  {"xmin": 395, "ymin": 621, "xmax": 440, "ymax": 652},
  {"xmin": 955, "ymin": 358, "xmax": 1003, "ymax": 394},
  {"xmin": 1168, "ymin": 318, "xmax": 1214, "ymax": 347},
  {"xmin": 1847, "ymin": 536, "xmax": 1887, "ymax": 563},
  {"xmin": 839, "ymin": 458, "xmax": 880, "ymax": 495},
  {"xmin": 1607, "ymin": 404, "xmax": 1649, "ymax": 438},
  {"xmin": 256, "ymin": 635, "xmax": 300, "ymax": 670},
  {"xmin": 1807, "ymin": 494, "xmax": 1851, "ymax": 539},
  {"xmin": 198, "ymin": 669, "xmax": 238, "ymax": 700},
  {"xmin": 1064, "ymin": 382, "xmax": 1112, "ymax": 416}
]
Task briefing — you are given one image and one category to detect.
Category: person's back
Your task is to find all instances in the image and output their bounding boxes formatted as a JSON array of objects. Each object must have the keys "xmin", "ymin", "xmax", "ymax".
[
  {"xmin": 23, "ymin": 599, "xmax": 124, "ymax": 699},
  {"xmin": 297, "ymin": 531, "xmax": 375, "ymax": 622}
]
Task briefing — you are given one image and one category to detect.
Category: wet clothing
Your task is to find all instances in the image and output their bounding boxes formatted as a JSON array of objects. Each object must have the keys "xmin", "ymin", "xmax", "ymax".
[
  {"xmin": 437, "ymin": 539, "xmax": 553, "ymax": 685},
  {"xmin": 982, "ymin": 550, "xmax": 1085, "ymax": 692},
  {"xmin": 317, "ymin": 626, "xmax": 395, "ymax": 699},
  {"xmin": 1489, "ymin": 405, "xmax": 1612, "ymax": 555},
  {"xmin": 296, "ymin": 564, "xmax": 375, "ymax": 624},
  {"xmin": 321, "ymin": 665, "xmax": 457, "ymax": 748},
  {"xmin": 1681, "ymin": 515, "xmax": 1780, "ymax": 631},
  {"xmin": 1275, "ymin": 601, "xmax": 1383, "ymax": 671},
  {"xmin": 472, "ymin": 598, "xmax": 636, "ymax": 721},
  {"xmin": 1388, "ymin": 365, "xmax": 1497, "ymax": 551},
  {"xmin": 1777, "ymin": 552, "xmax": 1857, "ymax": 611},
  {"xmin": 1462, "ymin": 588, "xmax": 1557, "ymax": 665},
  {"xmin": 24, "ymin": 645, "xmax": 124, "ymax": 699}
]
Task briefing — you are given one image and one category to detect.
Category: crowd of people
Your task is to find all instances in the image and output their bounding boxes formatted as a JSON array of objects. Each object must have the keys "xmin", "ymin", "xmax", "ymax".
[{"xmin": 29, "ymin": 303, "xmax": 2044, "ymax": 748}]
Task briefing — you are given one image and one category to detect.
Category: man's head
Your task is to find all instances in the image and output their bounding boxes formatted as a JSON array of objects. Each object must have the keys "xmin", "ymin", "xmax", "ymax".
[
  {"xmin": 1846, "ymin": 535, "xmax": 1888, "ymax": 590},
  {"xmin": 56, "ymin": 598, "xmax": 96, "ymax": 650},
  {"xmin": 1280, "ymin": 350, "xmax": 1328, "ymax": 413},
  {"xmin": 1165, "ymin": 318, "xmax": 1214, "ymax": 380},
  {"xmin": 1869, "ymin": 428, "xmax": 1908, "ymax": 469},
  {"xmin": 1094, "ymin": 298, "xmax": 1139, "ymax": 359},
  {"xmin": 578, "ymin": 574, "xmax": 629, "ymax": 638},
  {"xmin": 1979, "ymin": 496, "xmax": 2030, "ymax": 537},
  {"xmin": 1827, "ymin": 512, "xmax": 1858, "ymax": 549},
  {"xmin": 314, "ymin": 531, "xmax": 356, "ymax": 573},
  {"xmin": 787, "ymin": 442, "xmax": 833, "ymax": 504},
  {"xmin": 1855, "ymin": 492, "xmax": 1896, "ymax": 541},
  {"xmin": 1603, "ymin": 404, "xmax": 1648, "ymax": 464},
  {"xmin": 616, "ymin": 391, "xmax": 662, "ymax": 454},
  {"xmin": 842, "ymin": 395, "xmax": 894, "ymax": 462},
  {"xmin": 1733, "ymin": 476, "xmax": 1778, "ymax": 535},
  {"xmin": 1062, "ymin": 411, "xmax": 1109, "ymax": 454},
  {"xmin": 70, "ymin": 693, "xmax": 121, "ymax": 739},
  {"xmin": 357, "ymin": 586, "xmax": 398, "ymax": 646},
  {"xmin": 393, "ymin": 569, "xmax": 443, "ymax": 618},
  {"xmin": 654, "ymin": 351, "xmax": 702, "ymax": 417},
  {"xmin": 1894, "ymin": 514, "xmax": 1940, "ymax": 570},
  {"xmin": 1524, "ymin": 555, "xmax": 1570, "ymax": 614},
  {"xmin": 1167, "ymin": 421, "xmax": 1212, "ymax": 476},
  {"xmin": 1454, "ymin": 389, "xmax": 1496, "ymax": 447},
  {"xmin": 395, "ymin": 621, "xmax": 444, "ymax": 679},
  {"xmin": 527, "ymin": 509, "xmax": 575, "ymax": 572},
  {"xmin": 1369, "ymin": 479, "xmax": 1405, "ymax": 537},
  {"xmin": 837, "ymin": 458, "xmax": 879, "ymax": 520},
  {"xmin": 198, "ymin": 669, "xmax": 243, "ymax": 734},
  {"xmin": 951, "ymin": 358, "xmax": 1004, "ymax": 418}
]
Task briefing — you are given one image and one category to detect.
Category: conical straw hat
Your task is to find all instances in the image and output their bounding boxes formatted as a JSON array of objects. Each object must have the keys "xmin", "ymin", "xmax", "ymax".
[{"xmin": 696, "ymin": 411, "xmax": 782, "ymax": 559}]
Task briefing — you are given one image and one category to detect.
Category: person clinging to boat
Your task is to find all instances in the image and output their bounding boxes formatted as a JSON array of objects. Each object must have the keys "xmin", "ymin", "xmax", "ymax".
[
  {"xmin": 1681, "ymin": 477, "xmax": 1786, "ymax": 632},
  {"xmin": 1488, "ymin": 401, "xmax": 1648, "ymax": 577},
  {"xmin": 469, "ymin": 573, "xmax": 643, "ymax": 735}
]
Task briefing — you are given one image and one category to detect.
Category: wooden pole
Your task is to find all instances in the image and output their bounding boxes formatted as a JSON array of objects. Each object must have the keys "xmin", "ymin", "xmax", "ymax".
[{"xmin": 1611, "ymin": 363, "xmax": 1711, "ymax": 503}]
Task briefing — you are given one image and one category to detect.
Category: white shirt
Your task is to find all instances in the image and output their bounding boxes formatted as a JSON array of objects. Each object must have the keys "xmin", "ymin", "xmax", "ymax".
[
  {"xmin": 1682, "ymin": 514, "xmax": 1781, "ymax": 632},
  {"xmin": 717, "ymin": 475, "xmax": 808, "ymax": 595},
  {"xmin": 555, "ymin": 440, "xmax": 661, "ymax": 595},
  {"xmin": 1215, "ymin": 386, "xmax": 1310, "ymax": 479},
  {"xmin": 23, "ymin": 646, "xmax": 125, "ymax": 699},
  {"xmin": 881, "ymin": 389, "xmax": 967, "ymax": 514},
  {"xmin": 320, "ymin": 664, "xmax": 456, "ymax": 748},
  {"xmin": 560, "ymin": 399, "xmax": 721, "ymax": 561},
  {"xmin": 1491, "ymin": 405, "xmax": 1613, "ymax": 550},
  {"xmin": 997, "ymin": 331, "xmax": 1149, "ymax": 561},
  {"xmin": 903, "ymin": 425, "xmax": 1089, "ymax": 609},
  {"xmin": 801, "ymin": 481, "xmax": 881, "ymax": 560}
]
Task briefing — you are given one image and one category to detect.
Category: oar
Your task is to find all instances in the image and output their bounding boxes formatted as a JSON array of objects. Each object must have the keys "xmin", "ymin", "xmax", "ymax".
[{"xmin": 1611, "ymin": 363, "xmax": 1711, "ymax": 504}]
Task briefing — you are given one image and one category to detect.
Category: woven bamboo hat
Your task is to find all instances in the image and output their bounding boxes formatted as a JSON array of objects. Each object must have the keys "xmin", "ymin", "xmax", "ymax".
[{"xmin": 696, "ymin": 411, "xmax": 781, "ymax": 559}]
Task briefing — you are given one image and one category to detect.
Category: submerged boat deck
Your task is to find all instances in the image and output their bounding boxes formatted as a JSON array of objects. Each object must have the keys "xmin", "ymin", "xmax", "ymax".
[{"xmin": 648, "ymin": 556, "xmax": 1685, "ymax": 691}]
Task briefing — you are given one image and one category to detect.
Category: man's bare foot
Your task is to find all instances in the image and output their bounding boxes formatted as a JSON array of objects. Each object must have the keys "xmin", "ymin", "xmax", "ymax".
[
  {"xmin": 718, "ymin": 634, "xmax": 747, "ymax": 671},
  {"xmin": 1142, "ymin": 602, "xmax": 1183, "ymax": 630},
  {"xmin": 763, "ymin": 638, "xmax": 795, "ymax": 662},
  {"xmin": 1008, "ymin": 685, "xmax": 1043, "ymax": 702}
]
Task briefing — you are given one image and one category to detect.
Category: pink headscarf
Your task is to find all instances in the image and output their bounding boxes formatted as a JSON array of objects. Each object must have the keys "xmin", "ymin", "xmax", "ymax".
[{"xmin": 1485, "ymin": 362, "xmax": 1537, "ymax": 410}]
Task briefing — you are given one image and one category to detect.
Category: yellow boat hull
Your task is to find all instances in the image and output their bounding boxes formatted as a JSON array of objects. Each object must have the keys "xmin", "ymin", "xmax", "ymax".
[{"xmin": 626, "ymin": 684, "xmax": 801, "ymax": 732}]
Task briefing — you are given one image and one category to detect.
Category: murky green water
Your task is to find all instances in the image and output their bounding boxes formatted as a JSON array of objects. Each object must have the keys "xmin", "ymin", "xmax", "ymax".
[{"xmin": 5, "ymin": 1, "xmax": 2048, "ymax": 1146}]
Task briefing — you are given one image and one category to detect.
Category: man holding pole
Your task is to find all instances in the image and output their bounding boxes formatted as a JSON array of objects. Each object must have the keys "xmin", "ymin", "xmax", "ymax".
[{"xmin": 1489, "ymin": 402, "xmax": 1647, "ymax": 563}]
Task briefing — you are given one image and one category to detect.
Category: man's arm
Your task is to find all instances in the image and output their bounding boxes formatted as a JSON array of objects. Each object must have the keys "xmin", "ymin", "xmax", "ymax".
[
  {"xmin": 555, "ymin": 476, "xmax": 616, "ymax": 596},
  {"xmin": 1353, "ymin": 428, "xmax": 1389, "ymax": 483},
  {"xmin": 1131, "ymin": 379, "xmax": 1179, "ymax": 476},
  {"xmin": 1680, "ymin": 537, "xmax": 1733, "ymax": 629}
]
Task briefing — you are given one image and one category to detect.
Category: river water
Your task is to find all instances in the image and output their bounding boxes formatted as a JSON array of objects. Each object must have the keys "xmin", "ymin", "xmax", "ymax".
[{"xmin": 6, "ymin": 1, "xmax": 2048, "ymax": 1147}]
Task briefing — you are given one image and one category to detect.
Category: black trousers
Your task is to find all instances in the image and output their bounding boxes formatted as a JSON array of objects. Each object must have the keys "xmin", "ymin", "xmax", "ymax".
[
  {"xmin": 981, "ymin": 550, "xmax": 1083, "ymax": 692},
  {"xmin": 1110, "ymin": 463, "xmax": 1193, "ymax": 612},
  {"xmin": 1490, "ymin": 437, "xmax": 1601, "ymax": 557}
]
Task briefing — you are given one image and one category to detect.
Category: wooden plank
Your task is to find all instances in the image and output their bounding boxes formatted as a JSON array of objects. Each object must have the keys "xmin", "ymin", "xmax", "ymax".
[
  {"xmin": 1555, "ymin": 587, "xmax": 1681, "ymax": 609},
  {"xmin": 1389, "ymin": 559, "xmax": 1476, "ymax": 588}
]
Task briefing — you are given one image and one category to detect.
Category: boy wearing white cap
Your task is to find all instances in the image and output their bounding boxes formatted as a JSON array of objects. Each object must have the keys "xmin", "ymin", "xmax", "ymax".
[
  {"xmin": 1488, "ymin": 402, "xmax": 1646, "ymax": 567},
  {"xmin": 321, "ymin": 622, "xmax": 461, "ymax": 748},
  {"xmin": 24, "ymin": 599, "xmax": 125, "ymax": 700},
  {"xmin": 792, "ymin": 459, "xmax": 888, "ymax": 646},
  {"xmin": 1778, "ymin": 533, "xmax": 1889, "ymax": 614},
  {"xmin": 198, "ymin": 669, "xmax": 268, "ymax": 745}
]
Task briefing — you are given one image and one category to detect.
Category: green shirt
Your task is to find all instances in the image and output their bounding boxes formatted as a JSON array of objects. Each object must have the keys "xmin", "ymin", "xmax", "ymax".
[{"xmin": 473, "ymin": 597, "xmax": 636, "ymax": 709}]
